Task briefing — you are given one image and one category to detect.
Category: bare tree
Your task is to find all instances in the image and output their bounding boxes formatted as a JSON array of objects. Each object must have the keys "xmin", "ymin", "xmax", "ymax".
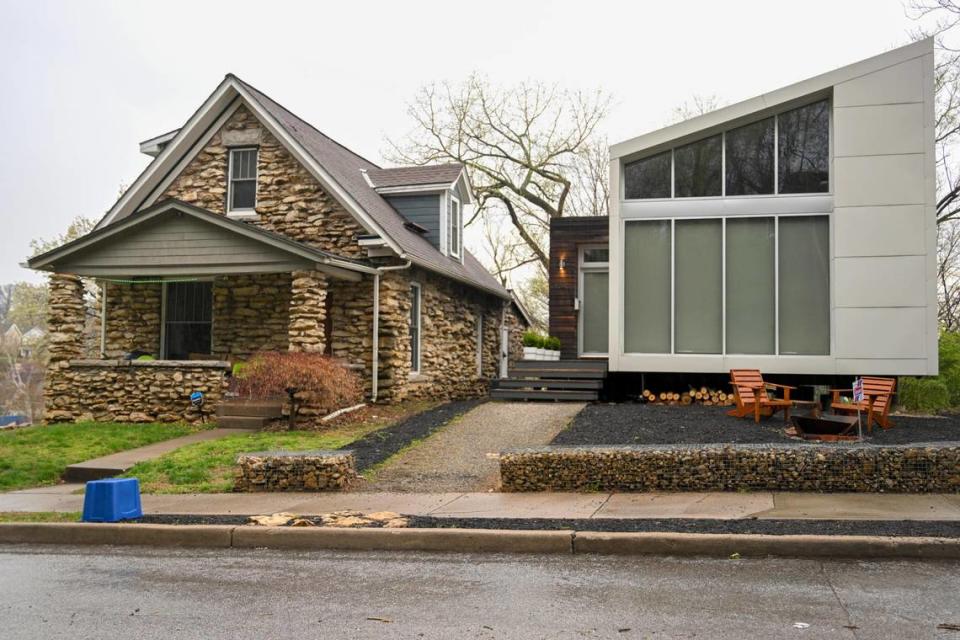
[
  {"xmin": 669, "ymin": 94, "xmax": 726, "ymax": 124},
  {"xmin": 387, "ymin": 74, "xmax": 610, "ymax": 273}
]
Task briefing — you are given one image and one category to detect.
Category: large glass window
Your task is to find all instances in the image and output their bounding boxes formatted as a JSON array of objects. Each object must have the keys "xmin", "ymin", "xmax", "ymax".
[
  {"xmin": 674, "ymin": 135, "xmax": 722, "ymax": 198},
  {"xmin": 622, "ymin": 215, "xmax": 829, "ymax": 356},
  {"xmin": 725, "ymin": 118, "xmax": 774, "ymax": 196},
  {"xmin": 163, "ymin": 281, "xmax": 212, "ymax": 359},
  {"xmin": 778, "ymin": 216, "xmax": 830, "ymax": 355},
  {"xmin": 624, "ymin": 220, "xmax": 671, "ymax": 353},
  {"xmin": 726, "ymin": 218, "xmax": 775, "ymax": 354},
  {"xmin": 674, "ymin": 219, "xmax": 722, "ymax": 353},
  {"xmin": 228, "ymin": 148, "xmax": 258, "ymax": 212},
  {"xmin": 623, "ymin": 151, "xmax": 671, "ymax": 199},
  {"xmin": 778, "ymin": 101, "xmax": 830, "ymax": 194}
]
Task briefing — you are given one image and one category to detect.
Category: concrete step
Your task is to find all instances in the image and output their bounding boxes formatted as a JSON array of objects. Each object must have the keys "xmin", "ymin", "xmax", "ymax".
[
  {"xmin": 216, "ymin": 415, "xmax": 270, "ymax": 430},
  {"xmin": 494, "ymin": 378, "xmax": 603, "ymax": 391},
  {"xmin": 216, "ymin": 400, "xmax": 284, "ymax": 418},
  {"xmin": 490, "ymin": 388, "xmax": 598, "ymax": 402}
]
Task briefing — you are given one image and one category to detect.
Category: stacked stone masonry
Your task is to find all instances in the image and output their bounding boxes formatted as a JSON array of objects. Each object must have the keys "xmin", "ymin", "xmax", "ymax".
[
  {"xmin": 234, "ymin": 450, "xmax": 357, "ymax": 492},
  {"xmin": 500, "ymin": 444, "xmax": 960, "ymax": 493},
  {"xmin": 44, "ymin": 360, "xmax": 229, "ymax": 424}
]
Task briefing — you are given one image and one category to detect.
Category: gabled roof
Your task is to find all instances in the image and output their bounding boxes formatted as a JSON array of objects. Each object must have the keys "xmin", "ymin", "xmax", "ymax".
[
  {"xmin": 96, "ymin": 75, "xmax": 509, "ymax": 299},
  {"xmin": 367, "ymin": 164, "xmax": 464, "ymax": 189},
  {"xmin": 30, "ymin": 199, "xmax": 376, "ymax": 280},
  {"xmin": 611, "ymin": 37, "xmax": 934, "ymax": 160}
]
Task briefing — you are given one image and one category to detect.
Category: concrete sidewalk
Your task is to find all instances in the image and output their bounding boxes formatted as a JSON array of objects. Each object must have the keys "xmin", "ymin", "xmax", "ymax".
[{"xmin": 3, "ymin": 487, "xmax": 960, "ymax": 521}]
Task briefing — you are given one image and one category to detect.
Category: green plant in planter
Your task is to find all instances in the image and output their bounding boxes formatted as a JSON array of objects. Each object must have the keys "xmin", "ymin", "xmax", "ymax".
[
  {"xmin": 522, "ymin": 331, "xmax": 545, "ymax": 348},
  {"xmin": 544, "ymin": 336, "xmax": 561, "ymax": 351}
]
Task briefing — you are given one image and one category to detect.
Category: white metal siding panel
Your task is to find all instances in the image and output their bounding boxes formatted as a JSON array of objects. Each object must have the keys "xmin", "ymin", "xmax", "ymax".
[
  {"xmin": 834, "ymin": 154, "xmax": 925, "ymax": 207},
  {"xmin": 833, "ymin": 205, "xmax": 925, "ymax": 256},
  {"xmin": 833, "ymin": 57, "xmax": 924, "ymax": 107},
  {"xmin": 834, "ymin": 103, "xmax": 925, "ymax": 157},
  {"xmin": 835, "ymin": 307, "xmax": 926, "ymax": 358},
  {"xmin": 834, "ymin": 256, "xmax": 926, "ymax": 307}
]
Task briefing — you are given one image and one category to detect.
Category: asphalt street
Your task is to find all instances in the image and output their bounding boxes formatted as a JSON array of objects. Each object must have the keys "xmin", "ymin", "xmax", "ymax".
[{"xmin": 0, "ymin": 544, "xmax": 958, "ymax": 639}]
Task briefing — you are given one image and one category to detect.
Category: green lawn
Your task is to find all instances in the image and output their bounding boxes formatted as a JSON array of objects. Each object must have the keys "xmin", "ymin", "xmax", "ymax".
[
  {"xmin": 124, "ymin": 401, "xmax": 436, "ymax": 494},
  {"xmin": 0, "ymin": 511, "xmax": 81, "ymax": 523},
  {"xmin": 0, "ymin": 422, "xmax": 205, "ymax": 492}
]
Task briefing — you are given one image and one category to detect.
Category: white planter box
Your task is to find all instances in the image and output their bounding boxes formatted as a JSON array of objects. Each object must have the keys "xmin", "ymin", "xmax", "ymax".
[
  {"xmin": 523, "ymin": 347, "xmax": 560, "ymax": 361},
  {"xmin": 543, "ymin": 349, "xmax": 560, "ymax": 361}
]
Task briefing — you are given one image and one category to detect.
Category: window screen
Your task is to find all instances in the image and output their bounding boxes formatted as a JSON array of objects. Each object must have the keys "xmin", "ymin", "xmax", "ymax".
[
  {"xmin": 229, "ymin": 148, "xmax": 258, "ymax": 211},
  {"xmin": 164, "ymin": 281, "xmax": 213, "ymax": 360}
]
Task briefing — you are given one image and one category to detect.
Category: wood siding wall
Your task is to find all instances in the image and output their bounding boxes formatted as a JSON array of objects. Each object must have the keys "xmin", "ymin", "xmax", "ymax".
[{"xmin": 549, "ymin": 217, "xmax": 609, "ymax": 359}]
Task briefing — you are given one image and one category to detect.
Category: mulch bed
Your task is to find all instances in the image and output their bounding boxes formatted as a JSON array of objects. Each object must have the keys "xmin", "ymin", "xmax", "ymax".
[
  {"xmin": 343, "ymin": 398, "xmax": 485, "ymax": 471},
  {"xmin": 553, "ymin": 403, "xmax": 960, "ymax": 446},
  {"xmin": 131, "ymin": 513, "xmax": 960, "ymax": 538}
]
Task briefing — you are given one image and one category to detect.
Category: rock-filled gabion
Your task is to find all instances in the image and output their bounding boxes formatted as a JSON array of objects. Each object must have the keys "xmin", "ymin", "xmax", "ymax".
[
  {"xmin": 499, "ymin": 443, "xmax": 960, "ymax": 493},
  {"xmin": 234, "ymin": 450, "xmax": 357, "ymax": 492}
]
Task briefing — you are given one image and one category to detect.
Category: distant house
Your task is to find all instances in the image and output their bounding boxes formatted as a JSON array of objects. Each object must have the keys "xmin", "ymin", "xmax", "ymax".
[
  {"xmin": 27, "ymin": 76, "xmax": 529, "ymax": 423},
  {"xmin": 550, "ymin": 39, "xmax": 937, "ymax": 377}
]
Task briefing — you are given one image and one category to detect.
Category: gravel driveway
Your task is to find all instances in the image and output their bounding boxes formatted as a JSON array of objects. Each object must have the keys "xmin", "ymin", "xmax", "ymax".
[{"xmin": 358, "ymin": 401, "xmax": 584, "ymax": 492}]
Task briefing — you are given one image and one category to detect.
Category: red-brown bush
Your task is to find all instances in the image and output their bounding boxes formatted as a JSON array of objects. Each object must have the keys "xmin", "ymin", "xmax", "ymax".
[{"xmin": 235, "ymin": 351, "xmax": 363, "ymax": 415}]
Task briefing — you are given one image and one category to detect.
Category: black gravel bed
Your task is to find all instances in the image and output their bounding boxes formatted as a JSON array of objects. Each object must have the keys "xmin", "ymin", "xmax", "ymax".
[
  {"xmin": 343, "ymin": 398, "xmax": 485, "ymax": 471},
  {"xmin": 554, "ymin": 403, "xmax": 960, "ymax": 446},
  {"xmin": 131, "ymin": 513, "xmax": 960, "ymax": 537}
]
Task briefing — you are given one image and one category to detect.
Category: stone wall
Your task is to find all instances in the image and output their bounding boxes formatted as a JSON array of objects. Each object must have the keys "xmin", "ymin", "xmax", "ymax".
[
  {"xmin": 235, "ymin": 450, "xmax": 357, "ymax": 491},
  {"xmin": 212, "ymin": 273, "xmax": 290, "ymax": 360},
  {"xmin": 163, "ymin": 105, "xmax": 367, "ymax": 258},
  {"xmin": 102, "ymin": 281, "xmax": 162, "ymax": 358},
  {"xmin": 44, "ymin": 360, "xmax": 229, "ymax": 424},
  {"xmin": 500, "ymin": 444, "xmax": 960, "ymax": 493}
]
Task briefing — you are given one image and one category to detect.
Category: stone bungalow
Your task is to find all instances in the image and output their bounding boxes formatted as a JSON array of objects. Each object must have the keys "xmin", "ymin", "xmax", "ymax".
[{"xmin": 27, "ymin": 75, "xmax": 529, "ymax": 423}]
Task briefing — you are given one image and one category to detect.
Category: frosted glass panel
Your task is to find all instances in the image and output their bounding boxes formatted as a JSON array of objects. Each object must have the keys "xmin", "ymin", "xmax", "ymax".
[
  {"xmin": 624, "ymin": 221, "xmax": 671, "ymax": 353},
  {"xmin": 674, "ymin": 220, "xmax": 722, "ymax": 353},
  {"xmin": 726, "ymin": 218, "xmax": 775, "ymax": 354},
  {"xmin": 581, "ymin": 271, "xmax": 609, "ymax": 354},
  {"xmin": 779, "ymin": 216, "xmax": 830, "ymax": 355}
]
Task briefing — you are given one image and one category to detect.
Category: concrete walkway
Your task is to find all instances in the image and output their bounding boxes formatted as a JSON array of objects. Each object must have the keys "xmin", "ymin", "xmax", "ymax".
[
  {"xmin": 3, "ymin": 488, "xmax": 960, "ymax": 521},
  {"xmin": 358, "ymin": 401, "xmax": 585, "ymax": 492},
  {"xmin": 63, "ymin": 428, "xmax": 249, "ymax": 481}
]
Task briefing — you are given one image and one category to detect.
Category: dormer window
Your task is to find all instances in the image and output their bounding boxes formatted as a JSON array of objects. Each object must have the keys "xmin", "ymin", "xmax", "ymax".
[
  {"xmin": 448, "ymin": 195, "xmax": 462, "ymax": 259},
  {"xmin": 228, "ymin": 148, "xmax": 258, "ymax": 213}
]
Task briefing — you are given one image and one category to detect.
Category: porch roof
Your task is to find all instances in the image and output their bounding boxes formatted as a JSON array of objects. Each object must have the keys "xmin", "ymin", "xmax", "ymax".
[{"xmin": 26, "ymin": 199, "xmax": 377, "ymax": 281}]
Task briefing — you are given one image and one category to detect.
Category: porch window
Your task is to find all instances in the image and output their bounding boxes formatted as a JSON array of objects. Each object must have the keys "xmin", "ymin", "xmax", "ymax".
[
  {"xmin": 162, "ymin": 281, "xmax": 213, "ymax": 359},
  {"xmin": 410, "ymin": 283, "xmax": 422, "ymax": 373},
  {"xmin": 228, "ymin": 148, "xmax": 258, "ymax": 213}
]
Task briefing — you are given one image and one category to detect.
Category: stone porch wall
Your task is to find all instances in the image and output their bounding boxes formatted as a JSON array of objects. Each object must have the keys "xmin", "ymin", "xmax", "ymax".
[
  {"xmin": 45, "ymin": 359, "xmax": 229, "ymax": 424},
  {"xmin": 213, "ymin": 273, "xmax": 291, "ymax": 360}
]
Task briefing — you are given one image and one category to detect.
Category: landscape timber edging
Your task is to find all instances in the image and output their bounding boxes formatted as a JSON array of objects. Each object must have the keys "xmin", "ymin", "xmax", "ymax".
[
  {"xmin": 498, "ymin": 443, "xmax": 960, "ymax": 493},
  {"xmin": 2, "ymin": 523, "xmax": 960, "ymax": 559}
]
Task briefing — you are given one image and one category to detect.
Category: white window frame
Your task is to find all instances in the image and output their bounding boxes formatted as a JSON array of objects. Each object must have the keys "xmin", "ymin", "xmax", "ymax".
[
  {"xmin": 621, "ymin": 213, "xmax": 830, "ymax": 358},
  {"xmin": 448, "ymin": 194, "xmax": 462, "ymax": 260},
  {"xmin": 227, "ymin": 147, "xmax": 259, "ymax": 217},
  {"xmin": 410, "ymin": 282, "xmax": 422, "ymax": 374},
  {"xmin": 578, "ymin": 244, "xmax": 610, "ymax": 357}
]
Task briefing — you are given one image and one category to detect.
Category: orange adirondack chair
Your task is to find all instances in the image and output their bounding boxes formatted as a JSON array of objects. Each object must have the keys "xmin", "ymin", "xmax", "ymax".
[
  {"xmin": 831, "ymin": 377, "xmax": 896, "ymax": 432},
  {"xmin": 727, "ymin": 369, "xmax": 795, "ymax": 424}
]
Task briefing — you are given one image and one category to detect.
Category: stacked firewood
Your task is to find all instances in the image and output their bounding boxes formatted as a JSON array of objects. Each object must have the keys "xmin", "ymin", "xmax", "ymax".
[{"xmin": 640, "ymin": 386, "xmax": 734, "ymax": 407}]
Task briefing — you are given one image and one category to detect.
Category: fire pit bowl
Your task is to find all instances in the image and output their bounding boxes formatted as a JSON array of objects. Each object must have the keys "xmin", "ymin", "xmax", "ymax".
[{"xmin": 790, "ymin": 413, "xmax": 860, "ymax": 442}]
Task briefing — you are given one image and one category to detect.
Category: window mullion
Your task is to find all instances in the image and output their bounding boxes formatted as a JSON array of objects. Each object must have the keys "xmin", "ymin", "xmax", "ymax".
[
  {"xmin": 670, "ymin": 218, "xmax": 675, "ymax": 355},
  {"xmin": 774, "ymin": 215, "xmax": 780, "ymax": 355}
]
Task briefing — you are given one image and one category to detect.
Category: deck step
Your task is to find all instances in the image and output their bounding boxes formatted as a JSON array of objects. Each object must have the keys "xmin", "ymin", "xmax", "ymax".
[
  {"xmin": 216, "ymin": 415, "xmax": 270, "ymax": 430},
  {"xmin": 216, "ymin": 400, "xmax": 284, "ymax": 418},
  {"xmin": 512, "ymin": 359, "xmax": 608, "ymax": 372},
  {"xmin": 491, "ymin": 388, "xmax": 598, "ymax": 402},
  {"xmin": 507, "ymin": 368, "xmax": 607, "ymax": 380},
  {"xmin": 494, "ymin": 378, "xmax": 603, "ymax": 391}
]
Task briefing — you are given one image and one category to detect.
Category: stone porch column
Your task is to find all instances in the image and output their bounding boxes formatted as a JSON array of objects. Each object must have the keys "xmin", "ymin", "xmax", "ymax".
[
  {"xmin": 45, "ymin": 273, "xmax": 86, "ymax": 422},
  {"xmin": 288, "ymin": 270, "xmax": 327, "ymax": 352}
]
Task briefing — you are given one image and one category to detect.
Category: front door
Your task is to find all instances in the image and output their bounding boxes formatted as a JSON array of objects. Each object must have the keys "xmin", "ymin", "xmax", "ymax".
[{"xmin": 579, "ymin": 245, "xmax": 609, "ymax": 356}]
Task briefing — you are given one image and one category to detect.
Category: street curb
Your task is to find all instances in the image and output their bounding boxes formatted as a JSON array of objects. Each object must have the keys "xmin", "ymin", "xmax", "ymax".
[
  {"xmin": 572, "ymin": 532, "xmax": 960, "ymax": 559},
  {"xmin": 2, "ymin": 523, "xmax": 959, "ymax": 558},
  {"xmin": 232, "ymin": 526, "xmax": 575, "ymax": 553},
  {"xmin": 0, "ymin": 523, "xmax": 234, "ymax": 548}
]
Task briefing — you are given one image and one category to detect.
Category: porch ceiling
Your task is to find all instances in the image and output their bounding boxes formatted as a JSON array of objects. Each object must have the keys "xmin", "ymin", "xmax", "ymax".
[{"xmin": 26, "ymin": 199, "xmax": 376, "ymax": 281}]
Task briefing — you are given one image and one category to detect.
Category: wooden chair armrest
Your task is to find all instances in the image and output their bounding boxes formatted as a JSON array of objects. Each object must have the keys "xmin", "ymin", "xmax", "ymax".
[{"xmin": 765, "ymin": 383, "xmax": 796, "ymax": 390}]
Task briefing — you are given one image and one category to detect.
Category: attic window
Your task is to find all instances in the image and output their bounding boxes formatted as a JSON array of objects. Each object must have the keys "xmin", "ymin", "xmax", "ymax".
[
  {"xmin": 228, "ymin": 148, "xmax": 258, "ymax": 213},
  {"xmin": 448, "ymin": 195, "xmax": 462, "ymax": 259}
]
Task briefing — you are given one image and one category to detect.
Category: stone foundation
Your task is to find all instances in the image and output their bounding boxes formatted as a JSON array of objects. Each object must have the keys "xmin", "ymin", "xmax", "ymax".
[
  {"xmin": 499, "ymin": 444, "xmax": 960, "ymax": 493},
  {"xmin": 44, "ymin": 359, "xmax": 229, "ymax": 424},
  {"xmin": 234, "ymin": 450, "xmax": 357, "ymax": 491}
]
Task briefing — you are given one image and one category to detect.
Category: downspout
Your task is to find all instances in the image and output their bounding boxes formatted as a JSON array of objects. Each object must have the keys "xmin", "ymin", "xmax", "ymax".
[
  {"xmin": 100, "ymin": 280, "xmax": 107, "ymax": 358},
  {"xmin": 371, "ymin": 259, "xmax": 412, "ymax": 403}
]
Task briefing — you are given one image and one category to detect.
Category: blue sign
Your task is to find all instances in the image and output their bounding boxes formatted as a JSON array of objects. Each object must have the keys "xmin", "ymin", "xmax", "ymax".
[{"xmin": 190, "ymin": 391, "xmax": 204, "ymax": 407}]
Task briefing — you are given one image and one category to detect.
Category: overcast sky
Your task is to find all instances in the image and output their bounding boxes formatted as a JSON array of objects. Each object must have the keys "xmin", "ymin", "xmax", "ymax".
[{"xmin": 0, "ymin": 0, "xmax": 927, "ymax": 283}]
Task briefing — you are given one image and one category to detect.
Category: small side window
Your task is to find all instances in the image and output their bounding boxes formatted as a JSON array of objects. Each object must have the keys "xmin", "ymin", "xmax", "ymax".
[
  {"xmin": 228, "ymin": 148, "xmax": 258, "ymax": 212},
  {"xmin": 448, "ymin": 196, "xmax": 462, "ymax": 259}
]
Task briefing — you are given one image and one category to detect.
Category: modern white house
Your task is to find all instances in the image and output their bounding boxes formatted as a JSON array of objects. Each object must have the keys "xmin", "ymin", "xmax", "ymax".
[{"xmin": 550, "ymin": 38, "xmax": 938, "ymax": 377}]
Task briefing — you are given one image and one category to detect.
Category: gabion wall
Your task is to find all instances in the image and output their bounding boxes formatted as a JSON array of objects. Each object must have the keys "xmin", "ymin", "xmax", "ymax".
[
  {"xmin": 500, "ymin": 444, "xmax": 960, "ymax": 493},
  {"xmin": 235, "ymin": 450, "xmax": 356, "ymax": 492}
]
